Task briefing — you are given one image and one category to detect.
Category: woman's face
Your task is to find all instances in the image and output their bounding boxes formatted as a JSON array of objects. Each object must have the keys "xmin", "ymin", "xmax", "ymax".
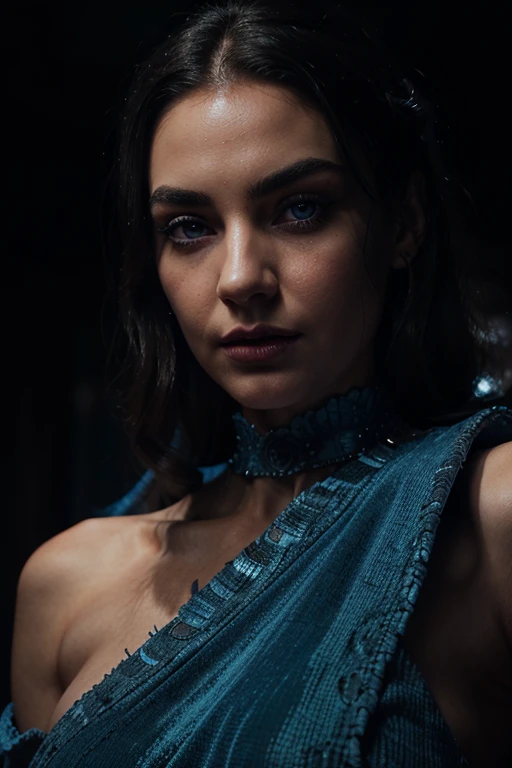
[{"xmin": 150, "ymin": 81, "xmax": 407, "ymax": 428}]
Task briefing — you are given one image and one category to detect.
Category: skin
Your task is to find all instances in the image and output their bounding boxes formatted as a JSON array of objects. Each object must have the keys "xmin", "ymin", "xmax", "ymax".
[{"xmin": 149, "ymin": 80, "xmax": 427, "ymax": 520}]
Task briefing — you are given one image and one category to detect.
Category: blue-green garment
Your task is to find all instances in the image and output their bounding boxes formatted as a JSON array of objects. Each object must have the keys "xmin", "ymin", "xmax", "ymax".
[{"xmin": 2, "ymin": 405, "xmax": 511, "ymax": 767}]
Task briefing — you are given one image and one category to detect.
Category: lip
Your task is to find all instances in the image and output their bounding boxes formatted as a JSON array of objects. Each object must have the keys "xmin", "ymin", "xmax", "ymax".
[
  {"xmin": 220, "ymin": 324, "xmax": 300, "ymax": 345},
  {"xmin": 221, "ymin": 334, "xmax": 301, "ymax": 362}
]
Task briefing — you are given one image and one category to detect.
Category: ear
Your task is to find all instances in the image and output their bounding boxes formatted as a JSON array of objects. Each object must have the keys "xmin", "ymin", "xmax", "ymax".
[{"xmin": 390, "ymin": 169, "xmax": 428, "ymax": 270}]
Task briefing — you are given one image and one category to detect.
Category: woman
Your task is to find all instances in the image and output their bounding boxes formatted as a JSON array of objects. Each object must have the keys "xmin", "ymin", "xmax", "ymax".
[{"xmin": 2, "ymin": 1, "xmax": 511, "ymax": 765}]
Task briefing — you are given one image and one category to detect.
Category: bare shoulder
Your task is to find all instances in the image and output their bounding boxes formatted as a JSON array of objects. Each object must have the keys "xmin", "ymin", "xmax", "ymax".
[
  {"xmin": 466, "ymin": 441, "xmax": 512, "ymax": 647},
  {"xmin": 466, "ymin": 440, "xmax": 512, "ymax": 505},
  {"xmin": 10, "ymin": 515, "xmax": 143, "ymax": 733},
  {"xmin": 466, "ymin": 440, "xmax": 512, "ymax": 540},
  {"xmin": 16, "ymin": 515, "xmax": 144, "ymax": 601}
]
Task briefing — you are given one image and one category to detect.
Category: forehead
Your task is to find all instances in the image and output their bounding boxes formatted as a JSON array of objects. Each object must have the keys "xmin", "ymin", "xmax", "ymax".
[{"xmin": 149, "ymin": 82, "xmax": 341, "ymax": 189}]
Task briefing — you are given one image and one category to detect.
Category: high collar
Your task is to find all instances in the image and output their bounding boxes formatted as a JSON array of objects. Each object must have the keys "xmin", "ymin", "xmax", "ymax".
[{"xmin": 228, "ymin": 385, "xmax": 405, "ymax": 478}]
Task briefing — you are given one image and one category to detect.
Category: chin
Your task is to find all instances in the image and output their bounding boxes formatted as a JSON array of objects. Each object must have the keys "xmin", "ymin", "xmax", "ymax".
[{"xmin": 225, "ymin": 380, "xmax": 314, "ymax": 413}]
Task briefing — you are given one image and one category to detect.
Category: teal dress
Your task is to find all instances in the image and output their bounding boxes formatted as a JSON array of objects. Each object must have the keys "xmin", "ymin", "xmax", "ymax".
[{"xmin": 1, "ymin": 405, "xmax": 511, "ymax": 767}]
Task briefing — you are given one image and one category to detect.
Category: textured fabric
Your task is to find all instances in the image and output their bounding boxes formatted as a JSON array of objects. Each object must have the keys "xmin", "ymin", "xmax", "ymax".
[
  {"xmin": 2, "ymin": 405, "xmax": 511, "ymax": 767},
  {"xmin": 0, "ymin": 705, "xmax": 46, "ymax": 768},
  {"xmin": 363, "ymin": 637, "xmax": 463, "ymax": 766},
  {"xmin": 228, "ymin": 386, "xmax": 402, "ymax": 476}
]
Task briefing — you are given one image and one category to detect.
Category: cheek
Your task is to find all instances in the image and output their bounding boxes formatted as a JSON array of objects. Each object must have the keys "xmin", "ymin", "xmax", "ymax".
[
  {"xmin": 157, "ymin": 260, "xmax": 213, "ymax": 338},
  {"xmin": 300, "ymin": 239, "xmax": 389, "ymax": 345},
  {"xmin": 295, "ymin": 243, "xmax": 367, "ymax": 313}
]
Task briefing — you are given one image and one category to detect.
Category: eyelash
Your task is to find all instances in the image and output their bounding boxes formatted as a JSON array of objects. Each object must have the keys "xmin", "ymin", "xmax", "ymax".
[{"xmin": 156, "ymin": 193, "xmax": 336, "ymax": 251}]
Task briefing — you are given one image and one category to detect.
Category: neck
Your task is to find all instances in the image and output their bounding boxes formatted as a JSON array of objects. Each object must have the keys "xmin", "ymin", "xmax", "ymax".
[{"xmin": 202, "ymin": 462, "xmax": 342, "ymax": 529}]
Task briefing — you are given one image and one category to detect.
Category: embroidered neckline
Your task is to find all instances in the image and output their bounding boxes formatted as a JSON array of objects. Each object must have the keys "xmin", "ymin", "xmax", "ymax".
[{"xmin": 228, "ymin": 385, "xmax": 404, "ymax": 477}]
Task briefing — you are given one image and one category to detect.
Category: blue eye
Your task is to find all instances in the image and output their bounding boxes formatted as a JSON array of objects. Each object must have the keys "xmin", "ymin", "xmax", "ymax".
[
  {"xmin": 176, "ymin": 221, "xmax": 208, "ymax": 240},
  {"xmin": 157, "ymin": 193, "xmax": 335, "ymax": 250},
  {"xmin": 278, "ymin": 193, "xmax": 333, "ymax": 229},
  {"xmin": 288, "ymin": 201, "xmax": 318, "ymax": 220},
  {"xmin": 157, "ymin": 217, "xmax": 212, "ymax": 248}
]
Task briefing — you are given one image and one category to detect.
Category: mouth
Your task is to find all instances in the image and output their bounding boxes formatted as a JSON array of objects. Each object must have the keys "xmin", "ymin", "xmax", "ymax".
[
  {"xmin": 223, "ymin": 333, "xmax": 301, "ymax": 346},
  {"xmin": 220, "ymin": 333, "xmax": 302, "ymax": 362}
]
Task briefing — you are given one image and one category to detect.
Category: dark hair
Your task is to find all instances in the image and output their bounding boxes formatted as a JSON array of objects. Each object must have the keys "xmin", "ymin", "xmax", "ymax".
[{"xmin": 105, "ymin": 0, "xmax": 510, "ymax": 502}]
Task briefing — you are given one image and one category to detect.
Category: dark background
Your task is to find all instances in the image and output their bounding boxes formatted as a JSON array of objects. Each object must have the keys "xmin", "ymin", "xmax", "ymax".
[{"xmin": 3, "ymin": 3, "xmax": 511, "ymax": 709}]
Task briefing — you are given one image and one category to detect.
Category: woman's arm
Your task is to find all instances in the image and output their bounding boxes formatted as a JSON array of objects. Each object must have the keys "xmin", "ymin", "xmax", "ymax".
[
  {"xmin": 10, "ymin": 521, "xmax": 96, "ymax": 734},
  {"xmin": 472, "ymin": 441, "xmax": 512, "ymax": 660}
]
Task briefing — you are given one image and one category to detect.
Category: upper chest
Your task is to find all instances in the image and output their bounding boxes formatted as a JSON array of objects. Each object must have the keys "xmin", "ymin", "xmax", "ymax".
[{"xmin": 47, "ymin": 508, "xmax": 271, "ymax": 732}]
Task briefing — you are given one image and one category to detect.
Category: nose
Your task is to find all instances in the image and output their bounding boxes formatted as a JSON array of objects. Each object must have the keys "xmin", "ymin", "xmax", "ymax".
[{"xmin": 216, "ymin": 221, "xmax": 279, "ymax": 308}]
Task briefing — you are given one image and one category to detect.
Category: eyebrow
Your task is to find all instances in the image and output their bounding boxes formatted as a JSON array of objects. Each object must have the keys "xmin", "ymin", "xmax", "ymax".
[{"xmin": 149, "ymin": 157, "xmax": 345, "ymax": 211}]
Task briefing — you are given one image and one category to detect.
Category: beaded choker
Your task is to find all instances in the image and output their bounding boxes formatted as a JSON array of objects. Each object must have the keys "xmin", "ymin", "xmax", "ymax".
[{"xmin": 227, "ymin": 386, "xmax": 404, "ymax": 478}]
